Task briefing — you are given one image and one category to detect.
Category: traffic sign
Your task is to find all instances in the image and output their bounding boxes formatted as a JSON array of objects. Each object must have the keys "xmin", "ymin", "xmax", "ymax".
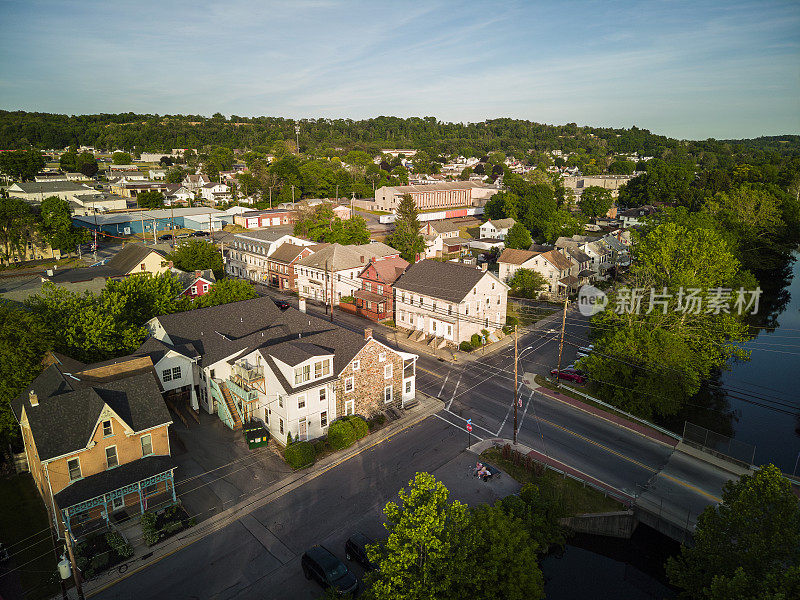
[
  {"xmin": 518, "ymin": 397, "xmax": 523, "ymax": 407},
  {"xmin": 466, "ymin": 418, "xmax": 473, "ymax": 432}
]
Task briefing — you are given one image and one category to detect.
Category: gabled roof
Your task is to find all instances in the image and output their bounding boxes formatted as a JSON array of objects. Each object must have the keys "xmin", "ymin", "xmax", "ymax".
[
  {"xmin": 424, "ymin": 220, "xmax": 462, "ymax": 234},
  {"xmin": 269, "ymin": 242, "xmax": 311, "ymax": 264},
  {"xmin": 562, "ymin": 246, "xmax": 591, "ymax": 264},
  {"xmin": 486, "ymin": 218, "xmax": 515, "ymax": 230},
  {"xmin": 394, "ymin": 259, "xmax": 498, "ymax": 303},
  {"xmin": 498, "ymin": 248, "xmax": 538, "ymax": 265},
  {"xmin": 540, "ymin": 250, "xmax": 573, "ymax": 271},
  {"xmin": 359, "ymin": 256, "xmax": 409, "ymax": 285},
  {"xmin": 150, "ymin": 295, "xmax": 367, "ymax": 373},
  {"xmin": 297, "ymin": 243, "xmax": 397, "ymax": 272},
  {"xmin": 13, "ymin": 360, "xmax": 171, "ymax": 462},
  {"xmin": 45, "ymin": 243, "xmax": 166, "ymax": 284},
  {"xmin": 170, "ymin": 268, "xmax": 216, "ymax": 291}
]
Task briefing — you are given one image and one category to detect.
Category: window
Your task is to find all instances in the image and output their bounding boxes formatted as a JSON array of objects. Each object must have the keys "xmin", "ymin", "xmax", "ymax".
[
  {"xmin": 140, "ymin": 263, "xmax": 146, "ymax": 271},
  {"xmin": 278, "ymin": 396, "xmax": 284, "ymax": 408},
  {"xmin": 377, "ymin": 285, "xmax": 383, "ymax": 295},
  {"xmin": 294, "ymin": 364, "xmax": 310, "ymax": 385},
  {"xmin": 405, "ymin": 379, "xmax": 412, "ymax": 394},
  {"xmin": 345, "ymin": 377, "xmax": 354, "ymax": 393},
  {"xmin": 298, "ymin": 394, "xmax": 306, "ymax": 409},
  {"xmin": 314, "ymin": 361, "xmax": 323, "ymax": 378},
  {"xmin": 320, "ymin": 411, "xmax": 328, "ymax": 428},
  {"xmin": 448, "ymin": 305, "xmax": 452, "ymax": 315},
  {"xmin": 384, "ymin": 385, "xmax": 393, "ymax": 404},
  {"xmin": 432, "ymin": 301, "xmax": 436, "ymax": 311},
  {"xmin": 203, "ymin": 284, "xmax": 209, "ymax": 292},
  {"xmin": 352, "ymin": 359, "xmax": 360, "ymax": 371},
  {"xmin": 162, "ymin": 368, "xmax": 172, "ymax": 382},
  {"xmin": 319, "ymin": 387, "xmax": 326, "ymax": 403},
  {"xmin": 172, "ymin": 366, "xmax": 181, "ymax": 380},
  {"xmin": 379, "ymin": 352, "xmax": 386, "ymax": 362},
  {"xmin": 102, "ymin": 419, "xmax": 113, "ymax": 437},
  {"xmin": 68, "ymin": 458, "xmax": 81, "ymax": 481},
  {"xmin": 279, "ymin": 419, "xmax": 284, "ymax": 435},
  {"xmin": 322, "ymin": 359, "xmax": 330, "ymax": 376},
  {"xmin": 210, "ymin": 369, "xmax": 216, "ymax": 379},
  {"xmin": 111, "ymin": 495, "xmax": 124, "ymax": 510},
  {"xmin": 105, "ymin": 446, "xmax": 118, "ymax": 469},
  {"xmin": 141, "ymin": 434, "xmax": 153, "ymax": 457},
  {"xmin": 191, "ymin": 286, "xmax": 197, "ymax": 295},
  {"xmin": 384, "ymin": 364, "xmax": 393, "ymax": 379}
]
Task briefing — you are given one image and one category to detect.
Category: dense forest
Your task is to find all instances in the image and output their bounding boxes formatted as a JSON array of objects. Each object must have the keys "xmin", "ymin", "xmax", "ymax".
[{"xmin": 1, "ymin": 110, "xmax": 799, "ymax": 166}]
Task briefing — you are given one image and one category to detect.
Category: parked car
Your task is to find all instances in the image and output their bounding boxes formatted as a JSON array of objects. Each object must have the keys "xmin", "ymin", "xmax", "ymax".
[
  {"xmin": 550, "ymin": 368, "xmax": 587, "ymax": 384},
  {"xmin": 301, "ymin": 546, "xmax": 358, "ymax": 595},
  {"xmin": 345, "ymin": 533, "xmax": 378, "ymax": 570},
  {"xmin": 272, "ymin": 298, "xmax": 290, "ymax": 310},
  {"xmin": 191, "ymin": 230, "xmax": 209, "ymax": 237},
  {"xmin": 158, "ymin": 234, "xmax": 173, "ymax": 241}
]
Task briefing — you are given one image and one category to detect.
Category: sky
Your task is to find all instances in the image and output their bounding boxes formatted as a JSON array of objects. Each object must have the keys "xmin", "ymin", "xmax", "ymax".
[{"xmin": 0, "ymin": 0, "xmax": 798, "ymax": 140}]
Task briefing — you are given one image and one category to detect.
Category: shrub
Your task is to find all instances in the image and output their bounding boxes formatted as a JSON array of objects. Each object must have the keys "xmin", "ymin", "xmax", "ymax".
[
  {"xmin": 105, "ymin": 531, "xmax": 134, "ymax": 559},
  {"xmin": 471, "ymin": 333, "xmax": 482, "ymax": 349},
  {"xmin": 348, "ymin": 416, "xmax": 369, "ymax": 440},
  {"xmin": 459, "ymin": 341, "xmax": 473, "ymax": 352},
  {"xmin": 311, "ymin": 438, "xmax": 327, "ymax": 457},
  {"xmin": 369, "ymin": 413, "xmax": 387, "ymax": 429},
  {"xmin": 141, "ymin": 511, "xmax": 160, "ymax": 546},
  {"xmin": 286, "ymin": 432, "xmax": 293, "ymax": 445},
  {"xmin": 284, "ymin": 441, "xmax": 316, "ymax": 468},
  {"xmin": 340, "ymin": 295, "xmax": 355, "ymax": 303},
  {"xmin": 506, "ymin": 315, "xmax": 519, "ymax": 327},
  {"xmin": 502, "ymin": 325, "xmax": 514, "ymax": 335},
  {"xmin": 327, "ymin": 419, "xmax": 357, "ymax": 450}
]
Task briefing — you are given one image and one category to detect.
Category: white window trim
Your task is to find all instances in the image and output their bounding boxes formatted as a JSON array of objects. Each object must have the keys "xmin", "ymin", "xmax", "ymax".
[
  {"xmin": 297, "ymin": 394, "xmax": 306, "ymax": 409},
  {"xmin": 378, "ymin": 352, "xmax": 386, "ymax": 362},
  {"xmin": 345, "ymin": 376, "xmax": 354, "ymax": 393},
  {"xmin": 68, "ymin": 457, "xmax": 82, "ymax": 481},
  {"xmin": 141, "ymin": 433, "xmax": 153, "ymax": 457},
  {"xmin": 352, "ymin": 359, "xmax": 360, "ymax": 371},
  {"xmin": 384, "ymin": 364, "xmax": 393, "ymax": 379},
  {"xmin": 384, "ymin": 384, "xmax": 393, "ymax": 404},
  {"xmin": 111, "ymin": 495, "xmax": 124, "ymax": 510},
  {"xmin": 102, "ymin": 419, "xmax": 113, "ymax": 438}
]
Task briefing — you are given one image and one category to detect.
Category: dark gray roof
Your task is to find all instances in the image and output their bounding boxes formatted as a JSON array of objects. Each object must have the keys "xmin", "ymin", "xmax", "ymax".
[
  {"xmin": 269, "ymin": 242, "xmax": 309, "ymax": 264},
  {"xmin": 13, "ymin": 363, "xmax": 172, "ymax": 462},
  {"xmin": 151, "ymin": 296, "xmax": 366, "ymax": 374},
  {"xmin": 394, "ymin": 259, "xmax": 488, "ymax": 303},
  {"xmin": 171, "ymin": 268, "xmax": 216, "ymax": 291},
  {"xmin": 234, "ymin": 226, "xmax": 295, "ymax": 242},
  {"xmin": 54, "ymin": 455, "xmax": 176, "ymax": 508},
  {"xmin": 45, "ymin": 265, "xmax": 118, "ymax": 284},
  {"xmin": 10, "ymin": 181, "xmax": 93, "ymax": 194}
]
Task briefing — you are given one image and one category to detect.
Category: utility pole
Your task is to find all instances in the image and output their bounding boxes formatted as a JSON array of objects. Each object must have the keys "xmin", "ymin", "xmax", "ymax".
[
  {"xmin": 295, "ymin": 124, "xmax": 300, "ymax": 154},
  {"xmin": 555, "ymin": 297, "xmax": 569, "ymax": 386},
  {"xmin": 49, "ymin": 526, "xmax": 68, "ymax": 600},
  {"xmin": 324, "ymin": 260, "xmax": 329, "ymax": 315},
  {"xmin": 64, "ymin": 528, "xmax": 85, "ymax": 600},
  {"xmin": 291, "ymin": 184, "xmax": 295, "ymax": 205},
  {"xmin": 330, "ymin": 263, "xmax": 335, "ymax": 323},
  {"xmin": 513, "ymin": 325, "xmax": 518, "ymax": 445}
]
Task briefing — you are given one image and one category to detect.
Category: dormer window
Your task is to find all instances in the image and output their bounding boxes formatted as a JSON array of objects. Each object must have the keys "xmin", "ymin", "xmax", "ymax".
[
  {"xmin": 294, "ymin": 364, "xmax": 311, "ymax": 385},
  {"xmin": 102, "ymin": 419, "xmax": 113, "ymax": 437}
]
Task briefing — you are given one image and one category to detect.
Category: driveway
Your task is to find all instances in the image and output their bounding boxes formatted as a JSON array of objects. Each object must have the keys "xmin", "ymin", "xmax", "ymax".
[{"xmin": 169, "ymin": 411, "xmax": 292, "ymax": 525}]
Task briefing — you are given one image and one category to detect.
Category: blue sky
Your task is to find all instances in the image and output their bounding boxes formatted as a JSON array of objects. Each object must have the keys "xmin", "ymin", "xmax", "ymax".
[{"xmin": 1, "ymin": 0, "xmax": 798, "ymax": 139}]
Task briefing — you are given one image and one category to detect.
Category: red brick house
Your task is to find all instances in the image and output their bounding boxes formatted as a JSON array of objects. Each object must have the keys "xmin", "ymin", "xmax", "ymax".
[
  {"xmin": 354, "ymin": 256, "xmax": 409, "ymax": 321},
  {"xmin": 267, "ymin": 242, "xmax": 319, "ymax": 291},
  {"xmin": 173, "ymin": 268, "xmax": 216, "ymax": 299}
]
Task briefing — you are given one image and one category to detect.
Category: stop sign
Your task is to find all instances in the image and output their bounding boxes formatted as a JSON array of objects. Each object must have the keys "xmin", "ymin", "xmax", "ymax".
[{"xmin": 466, "ymin": 418, "xmax": 473, "ymax": 432}]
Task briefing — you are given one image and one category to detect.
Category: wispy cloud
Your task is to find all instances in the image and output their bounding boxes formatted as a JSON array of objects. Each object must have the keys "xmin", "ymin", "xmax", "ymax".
[{"xmin": 0, "ymin": 0, "xmax": 797, "ymax": 138}]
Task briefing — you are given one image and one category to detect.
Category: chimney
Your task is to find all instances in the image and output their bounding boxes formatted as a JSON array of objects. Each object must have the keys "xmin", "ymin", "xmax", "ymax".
[
  {"xmin": 195, "ymin": 270, "xmax": 201, "ymax": 277},
  {"xmin": 28, "ymin": 389, "xmax": 38, "ymax": 407},
  {"xmin": 298, "ymin": 297, "xmax": 306, "ymax": 313},
  {"xmin": 360, "ymin": 255, "xmax": 365, "ymax": 263},
  {"xmin": 481, "ymin": 263, "xmax": 488, "ymax": 272},
  {"xmin": 364, "ymin": 328, "xmax": 373, "ymax": 341}
]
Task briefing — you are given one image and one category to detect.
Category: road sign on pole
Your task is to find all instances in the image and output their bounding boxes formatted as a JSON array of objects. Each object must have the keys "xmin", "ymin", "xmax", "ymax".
[{"xmin": 466, "ymin": 419, "xmax": 472, "ymax": 448}]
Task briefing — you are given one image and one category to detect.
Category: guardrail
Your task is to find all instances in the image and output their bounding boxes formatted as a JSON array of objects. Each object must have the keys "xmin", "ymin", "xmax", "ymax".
[{"xmin": 556, "ymin": 382, "xmax": 682, "ymax": 441}]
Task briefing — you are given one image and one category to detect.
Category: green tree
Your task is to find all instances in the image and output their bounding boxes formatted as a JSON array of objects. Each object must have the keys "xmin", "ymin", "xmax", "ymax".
[
  {"xmin": 75, "ymin": 151, "xmax": 98, "ymax": 177},
  {"xmin": 607, "ymin": 158, "xmax": 636, "ymax": 175},
  {"xmin": 366, "ymin": 473, "xmax": 470, "ymax": 600},
  {"xmin": 458, "ymin": 166, "xmax": 472, "ymax": 180},
  {"xmin": 0, "ymin": 303, "xmax": 52, "ymax": 444},
  {"xmin": 165, "ymin": 166, "xmax": 187, "ymax": 184},
  {"xmin": 0, "ymin": 196, "xmax": 35, "ymax": 261},
  {"xmin": 136, "ymin": 191, "xmax": 165, "ymax": 209},
  {"xmin": 59, "ymin": 151, "xmax": 78, "ymax": 173},
  {"xmin": 508, "ymin": 268, "xmax": 547, "ymax": 299},
  {"xmin": 666, "ymin": 464, "xmax": 800, "ymax": 600},
  {"xmin": 0, "ymin": 149, "xmax": 45, "ymax": 181},
  {"xmin": 112, "ymin": 152, "xmax": 132, "ymax": 165},
  {"xmin": 39, "ymin": 196, "xmax": 88, "ymax": 253},
  {"xmin": 498, "ymin": 483, "xmax": 567, "ymax": 551},
  {"xmin": 387, "ymin": 194, "xmax": 425, "ymax": 262},
  {"xmin": 578, "ymin": 186, "xmax": 614, "ymax": 218},
  {"xmin": 195, "ymin": 278, "xmax": 257, "ymax": 307},
  {"xmin": 294, "ymin": 204, "xmax": 369, "ymax": 245},
  {"xmin": 169, "ymin": 239, "xmax": 223, "ymax": 278},
  {"xmin": 503, "ymin": 222, "xmax": 532, "ymax": 249}
]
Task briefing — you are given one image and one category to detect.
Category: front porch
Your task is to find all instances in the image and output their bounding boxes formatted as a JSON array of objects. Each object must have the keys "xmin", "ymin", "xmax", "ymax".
[
  {"xmin": 55, "ymin": 455, "xmax": 178, "ymax": 540},
  {"xmin": 353, "ymin": 289, "xmax": 390, "ymax": 321}
]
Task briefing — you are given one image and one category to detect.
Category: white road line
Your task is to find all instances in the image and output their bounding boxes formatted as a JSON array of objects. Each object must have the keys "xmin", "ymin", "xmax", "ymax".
[
  {"xmin": 447, "ymin": 370, "xmax": 463, "ymax": 410},
  {"xmin": 443, "ymin": 409, "xmax": 496, "ymax": 436},
  {"xmin": 437, "ymin": 371, "xmax": 450, "ymax": 397},
  {"xmin": 518, "ymin": 389, "xmax": 534, "ymax": 433},
  {"xmin": 433, "ymin": 413, "xmax": 485, "ymax": 441},
  {"xmin": 495, "ymin": 382, "xmax": 524, "ymax": 436}
]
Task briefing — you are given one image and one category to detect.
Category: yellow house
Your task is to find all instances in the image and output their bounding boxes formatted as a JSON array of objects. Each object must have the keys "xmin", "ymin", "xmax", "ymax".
[{"xmin": 12, "ymin": 352, "xmax": 175, "ymax": 538}]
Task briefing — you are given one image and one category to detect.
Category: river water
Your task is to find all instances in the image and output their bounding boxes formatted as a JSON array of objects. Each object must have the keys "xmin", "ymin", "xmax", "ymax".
[{"xmin": 719, "ymin": 250, "xmax": 800, "ymax": 473}]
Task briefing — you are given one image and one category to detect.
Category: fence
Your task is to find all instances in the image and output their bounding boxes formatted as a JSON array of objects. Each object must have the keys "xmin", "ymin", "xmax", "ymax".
[{"xmin": 682, "ymin": 422, "xmax": 755, "ymax": 466}]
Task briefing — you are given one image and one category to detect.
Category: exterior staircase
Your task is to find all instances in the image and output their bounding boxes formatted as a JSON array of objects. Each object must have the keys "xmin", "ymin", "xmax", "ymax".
[{"xmin": 220, "ymin": 383, "xmax": 242, "ymax": 430}]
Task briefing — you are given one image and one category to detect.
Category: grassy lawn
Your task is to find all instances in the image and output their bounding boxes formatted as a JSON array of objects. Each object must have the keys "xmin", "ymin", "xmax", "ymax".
[
  {"xmin": 0, "ymin": 474, "xmax": 60, "ymax": 599},
  {"xmin": 481, "ymin": 447, "xmax": 623, "ymax": 515},
  {"xmin": 507, "ymin": 301, "xmax": 558, "ymax": 326}
]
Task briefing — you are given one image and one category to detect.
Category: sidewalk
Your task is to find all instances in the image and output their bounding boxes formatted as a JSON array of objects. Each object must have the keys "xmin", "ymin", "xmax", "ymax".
[{"xmin": 76, "ymin": 395, "xmax": 444, "ymax": 598}]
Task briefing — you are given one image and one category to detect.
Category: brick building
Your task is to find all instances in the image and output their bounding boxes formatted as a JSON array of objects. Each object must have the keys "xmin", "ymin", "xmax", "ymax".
[
  {"xmin": 267, "ymin": 242, "xmax": 318, "ymax": 291},
  {"xmin": 353, "ymin": 256, "xmax": 409, "ymax": 321},
  {"xmin": 12, "ymin": 352, "xmax": 176, "ymax": 538},
  {"xmin": 362, "ymin": 182, "xmax": 496, "ymax": 212}
]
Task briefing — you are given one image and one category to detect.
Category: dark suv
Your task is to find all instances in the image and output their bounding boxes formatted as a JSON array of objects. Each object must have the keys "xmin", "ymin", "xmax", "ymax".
[
  {"xmin": 301, "ymin": 546, "xmax": 358, "ymax": 595},
  {"xmin": 345, "ymin": 533, "xmax": 378, "ymax": 570}
]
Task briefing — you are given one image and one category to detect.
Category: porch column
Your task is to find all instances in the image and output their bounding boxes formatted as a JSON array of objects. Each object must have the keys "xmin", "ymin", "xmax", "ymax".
[
  {"xmin": 170, "ymin": 471, "xmax": 176, "ymax": 503},
  {"xmin": 138, "ymin": 481, "xmax": 144, "ymax": 514},
  {"xmin": 102, "ymin": 494, "xmax": 110, "ymax": 525}
]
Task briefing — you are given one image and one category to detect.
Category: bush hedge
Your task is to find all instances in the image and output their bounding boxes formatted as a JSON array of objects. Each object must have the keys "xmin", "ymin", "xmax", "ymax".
[
  {"xmin": 460, "ymin": 341, "xmax": 473, "ymax": 352},
  {"xmin": 471, "ymin": 333, "xmax": 482, "ymax": 349},
  {"xmin": 104, "ymin": 531, "xmax": 134, "ymax": 559},
  {"xmin": 348, "ymin": 416, "xmax": 369, "ymax": 440},
  {"xmin": 284, "ymin": 441, "xmax": 316, "ymax": 469},
  {"xmin": 327, "ymin": 419, "xmax": 357, "ymax": 450}
]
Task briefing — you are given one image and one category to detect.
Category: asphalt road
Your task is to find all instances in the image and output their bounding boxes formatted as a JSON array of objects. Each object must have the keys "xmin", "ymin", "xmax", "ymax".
[{"xmin": 93, "ymin": 417, "xmax": 518, "ymax": 600}]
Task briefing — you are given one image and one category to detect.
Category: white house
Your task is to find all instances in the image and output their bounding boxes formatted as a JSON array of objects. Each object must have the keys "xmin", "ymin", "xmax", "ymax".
[
  {"xmin": 225, "ymin": 227, "xmax": 316, "ymax": 283},
  {"xmin": 479, "ymin": 218, "xmax": 516, "ymax": 240},
  {"xmin": 394, "ymin": 260, "xmax": 508, "ymax": 345}
]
